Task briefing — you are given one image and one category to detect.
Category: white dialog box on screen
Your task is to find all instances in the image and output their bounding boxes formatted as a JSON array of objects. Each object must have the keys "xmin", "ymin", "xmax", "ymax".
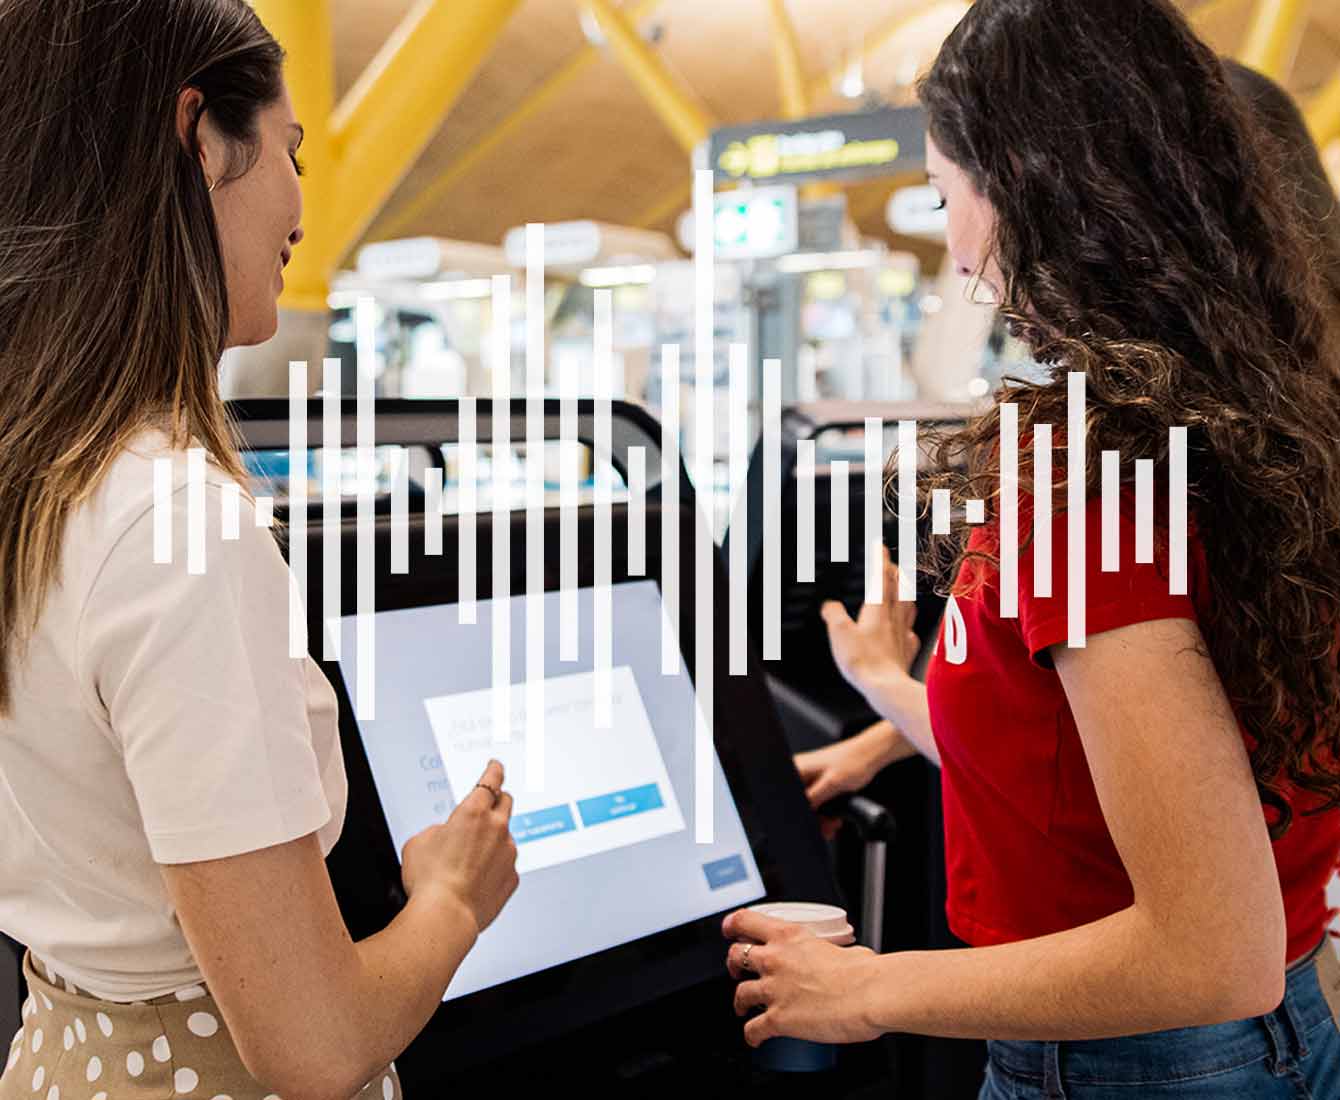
[{"xmin": 423, "ymin": 666, "xmax": 686, "ymax": 875}]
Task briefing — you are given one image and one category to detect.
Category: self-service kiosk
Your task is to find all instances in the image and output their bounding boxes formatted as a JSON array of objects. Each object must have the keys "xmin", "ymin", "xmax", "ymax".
[{"xmin": 230, "ymin": 398, "xmax": 898, "ymax": 1095}]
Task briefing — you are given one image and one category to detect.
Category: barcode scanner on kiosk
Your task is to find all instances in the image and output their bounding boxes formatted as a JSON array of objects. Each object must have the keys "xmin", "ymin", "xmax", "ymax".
[{"xmin": 232, "ymin": 398, "xmax": 847, "ymax": 1090}]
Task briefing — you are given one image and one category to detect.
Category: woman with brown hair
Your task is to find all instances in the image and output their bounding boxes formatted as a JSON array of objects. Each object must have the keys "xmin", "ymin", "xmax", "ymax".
[
  {"xmin": 0, "ymin": 3, "xmax": 518, "ymax": 1098},
  {"xmin": 725, "ymin": 2, "xmax": 1340, "ymax": 1097},
  {"xmin": 1222, "ymin": 58, "xmax": 1340, "ymax": 312}
]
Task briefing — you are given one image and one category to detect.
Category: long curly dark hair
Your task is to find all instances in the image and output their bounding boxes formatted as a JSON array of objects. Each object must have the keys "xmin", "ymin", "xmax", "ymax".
[{"xmin": 913, "ymin": 0, "xmax": 1340, "ymax": 835}]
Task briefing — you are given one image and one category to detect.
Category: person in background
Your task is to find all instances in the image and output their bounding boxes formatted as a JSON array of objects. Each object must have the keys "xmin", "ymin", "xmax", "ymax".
[
  {"xmin": 0, "ymin": 3, "xmax": 518, "ymax": 1099},
  {"xmin": 728, "ymin": 2, "xmax": 1340, "ymax": 1097},
  {"xmin": 1222, "ymin": 58, "xmax": 1340, "ymax": 310}
]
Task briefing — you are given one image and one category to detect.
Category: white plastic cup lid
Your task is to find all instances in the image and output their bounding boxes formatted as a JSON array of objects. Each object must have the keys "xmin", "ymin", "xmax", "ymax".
[{"xmin": 746, "ymin": 901, "xmax": 855, "ymax": 944}]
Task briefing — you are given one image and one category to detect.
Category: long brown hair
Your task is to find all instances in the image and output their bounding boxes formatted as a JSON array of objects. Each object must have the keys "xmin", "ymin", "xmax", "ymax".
[
  {"xmin": 0, "ymin": 0, "xmax": 285, "ymax": 715},
  {"xmin": 914, "ymin": 0, "xmax": 1340, "ymax": 834}
]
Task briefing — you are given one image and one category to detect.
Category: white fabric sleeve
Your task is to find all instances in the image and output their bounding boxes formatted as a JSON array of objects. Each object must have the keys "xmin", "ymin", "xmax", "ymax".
[{"xmin": 77, "ymin": 480, "xmax": 332, "ymax": 864}]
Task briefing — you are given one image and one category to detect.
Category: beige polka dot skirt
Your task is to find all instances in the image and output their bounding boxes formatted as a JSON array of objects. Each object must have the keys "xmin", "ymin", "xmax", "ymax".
[{"xmin": 1, "ymin": 951, "xmax": 401, "ymax": 1100}]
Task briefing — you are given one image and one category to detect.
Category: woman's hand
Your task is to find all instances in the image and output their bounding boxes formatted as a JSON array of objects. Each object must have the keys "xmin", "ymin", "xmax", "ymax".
[
  {"xmin": 722, "ymin": 910, "xmax": 882, "ymax": 1046},
  {"xmin": 794, "ymin": 722, "xmax": 911, "ymax": 838},
  {"xmin": 401, "ymin": 760, "xmax": 520, "ymax": 935},
  {"xmin": 821, "ymin": 545, "xmax": 920, "ymax": 701}
]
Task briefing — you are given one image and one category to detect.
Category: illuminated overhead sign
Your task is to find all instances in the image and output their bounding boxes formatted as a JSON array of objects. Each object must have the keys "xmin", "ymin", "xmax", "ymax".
[
  {"xmin": 675, "ymin": 186, "xmax": 800, "ymax": 260},
  {"xmin": 712, "ymin": 186, "xmax": 799, "ymax": 259},
  {"xmin": 708, "ymin": 107, "xmax": 927, "ymax": 185}
]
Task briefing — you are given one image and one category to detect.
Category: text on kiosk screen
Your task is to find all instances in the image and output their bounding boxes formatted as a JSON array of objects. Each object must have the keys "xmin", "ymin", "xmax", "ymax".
[{"xmin": 331, "ymin": 580, "xmax": 765, "ymax": 1001}]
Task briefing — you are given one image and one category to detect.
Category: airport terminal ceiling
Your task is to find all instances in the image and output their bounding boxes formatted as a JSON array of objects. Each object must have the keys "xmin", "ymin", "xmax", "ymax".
[{"xmin": 320, "ymin": 0, "xmax": 1340, "ymax": 260}]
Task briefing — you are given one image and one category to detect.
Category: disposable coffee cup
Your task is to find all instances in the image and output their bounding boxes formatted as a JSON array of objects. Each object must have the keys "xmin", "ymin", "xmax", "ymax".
[{"xmin": 740, "ymin": 902, "xmax": 855, "ymax": 1073}]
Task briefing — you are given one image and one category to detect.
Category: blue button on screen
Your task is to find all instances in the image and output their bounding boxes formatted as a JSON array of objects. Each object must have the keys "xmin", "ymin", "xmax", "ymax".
[
  {"xmin": 703, "ymin": 854, "xmax": 748, "ymax": 890},
  {"xmin": 509, "ymin": 804, "xmax": 577, "ymax": 845},
  {"xmin": 576, "ymin": 783, "xmax": 664, "ymax": 827}
]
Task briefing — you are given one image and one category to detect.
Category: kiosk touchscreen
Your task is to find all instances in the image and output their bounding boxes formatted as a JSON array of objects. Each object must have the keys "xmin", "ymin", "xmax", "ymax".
[{"xmin": 329, "ymin": 579, "xmax": 766, "ymax": 1002}]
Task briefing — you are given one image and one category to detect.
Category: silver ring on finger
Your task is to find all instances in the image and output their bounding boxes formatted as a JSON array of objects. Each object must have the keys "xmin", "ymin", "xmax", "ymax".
[{"xmin": 741, "ymin": 943, "xmax": 754, "ymax": 971}]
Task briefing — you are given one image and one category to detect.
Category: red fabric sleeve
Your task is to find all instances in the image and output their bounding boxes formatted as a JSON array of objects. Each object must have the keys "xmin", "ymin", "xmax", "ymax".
[{"xmin": 1013, "ymin": 489, "xmax": 1200, "ymax": 666}]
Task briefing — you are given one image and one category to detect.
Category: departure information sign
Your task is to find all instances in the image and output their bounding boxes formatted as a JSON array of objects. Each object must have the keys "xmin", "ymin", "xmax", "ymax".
[{"xmin": 708, "ymin": 106, "xmax": 927, "ymax": 186}]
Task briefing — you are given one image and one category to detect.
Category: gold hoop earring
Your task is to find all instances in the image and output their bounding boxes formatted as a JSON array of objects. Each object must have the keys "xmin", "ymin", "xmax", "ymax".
[{"xmin": 206, "ymin": 177, "xmax": 218, "ymax": 194}]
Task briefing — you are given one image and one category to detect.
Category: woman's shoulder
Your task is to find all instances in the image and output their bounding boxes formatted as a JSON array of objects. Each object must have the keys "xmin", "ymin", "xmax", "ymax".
[
  {"xmin": 62, "ymin": 426, "xmax": 257, "ymax": 594},
  {"xmin": 79, "ymin": 425, "xmax": 244, "ymax": 534}
]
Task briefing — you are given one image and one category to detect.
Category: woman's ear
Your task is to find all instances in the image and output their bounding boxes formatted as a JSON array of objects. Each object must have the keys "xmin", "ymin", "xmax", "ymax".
[{"xmin": 175, "ymin": 86, "xmax": 221, "ymax": 188}]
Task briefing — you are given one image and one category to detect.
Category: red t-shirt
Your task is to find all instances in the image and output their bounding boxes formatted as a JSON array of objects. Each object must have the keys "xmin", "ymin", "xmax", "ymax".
[{"xmin": 925, "ymin": 488, "xmax": 1340, "ymax": 962}]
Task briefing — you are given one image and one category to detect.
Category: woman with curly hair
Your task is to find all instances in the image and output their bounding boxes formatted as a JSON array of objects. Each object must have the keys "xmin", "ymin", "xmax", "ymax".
[{"xmin": 724, "ymin": 2, "xmax": 1340, "ymax": 1096}]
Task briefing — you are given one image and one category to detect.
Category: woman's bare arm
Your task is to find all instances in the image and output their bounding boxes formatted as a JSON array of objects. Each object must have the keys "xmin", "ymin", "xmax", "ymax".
[{"xmin": 160, "ymin": 834, "xmax": 476, "ymax": 1100}]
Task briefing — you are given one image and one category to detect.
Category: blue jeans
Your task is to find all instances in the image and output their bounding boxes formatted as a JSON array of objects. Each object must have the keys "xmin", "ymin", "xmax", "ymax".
[{"xmin": 979, "ymin": 935, "xmax": 1340, "ymax": 1099}]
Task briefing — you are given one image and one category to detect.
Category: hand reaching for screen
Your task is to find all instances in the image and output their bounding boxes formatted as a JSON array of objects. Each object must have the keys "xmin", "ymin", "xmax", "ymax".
[
  {"xmin": 401, "ymin": 759, "xmax": 519, "ymax": 935},
  {"xmin": 820, "ymin": 544, "xmax": 920, "ymax": 702}
]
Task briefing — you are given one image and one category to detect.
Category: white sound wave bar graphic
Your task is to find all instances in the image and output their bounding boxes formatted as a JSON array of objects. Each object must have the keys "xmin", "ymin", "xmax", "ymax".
[
  {"xmin": 143, "ymin": 201, "xmax": 1197, "ymax": 847},
  {"xmin": 356, "ymin": 295, "xmax": 376, "ymax": 722},
  {"xmin": 391, "ymin": 441, "xmax": 409, "ymax": 576},
  {"xmin": 693, "ymin": 166, "xmax": 715, "ymax": 845},
  {"xmin": 491, "ymin": 274, "xmax": 511, "ymax": 750},
  {"xmin": 831, "ymin": 459, "xmax": 849, "ymax": 563},
  {"xmin": 628, "ymin": 446, "xmax": 647, "ymax": 577},
  {"xmin": 594, "ymin": 287, "xmax": 615, "ymax": 736},
  {"xmin": 796, "ymin": 439, "xmax": 816, "ymax": 584},
  {"xmin": 458, "ymin": 396, "xmax": 478, "ymax": 625},
  {"xmin": 660, "ymin": 342, "xmax": 681, "ymax": 679},
  {"xmin": 424, "ymin": 464, "xmax": 443, "ymax": 557},
  {"xmin": 1000, "ymin": 402, "xmax": 1019, "ymax": 619},
  {"xmin": 763, "ymin": 358, "xmax": 781, "ymax": 662},
  {"xmin": 865, "ymin": 416, "xmax": 883, "ymax": 606},
  {"xmin": 728, "ymin": 342, "xmax": 748, "ymax": 678},
  {"xmin": 289, "ymin": 361, "xmax": 307, "ymax": 659},
  {"xmin": 526, "ymin": 223, "xmax": 546, "ymax": 790},
  {"xmin": 323, "ymin": 358, "xmax": 342, "ymax": 660},
  {"xmin": 560, "ymin": 352, "xmax": 579, "ymax": 663}
]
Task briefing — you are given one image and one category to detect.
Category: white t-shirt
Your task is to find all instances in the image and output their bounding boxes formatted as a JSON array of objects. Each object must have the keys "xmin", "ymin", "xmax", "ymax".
[{"xmin": 0, "ymin": 428, "xmax": 347, "ymax": 1001}]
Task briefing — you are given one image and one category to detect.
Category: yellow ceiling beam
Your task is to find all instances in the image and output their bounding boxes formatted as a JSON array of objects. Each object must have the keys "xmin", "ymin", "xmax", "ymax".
[
  {"xmin": 805, "ymin": 2, "xmax": 971, "ymax": 106},
  {"xmin": 251, "ymin": 0, "xmax": 521, "ymax": 308},
  {"xmin": 581, "ymin": 0, "xmax": 715, "ymax": 154},
  {"xmin": 1306, "ymin": 68, "xmax": 1340, "ymax": 146},
  {"xmin": 325, "ymin": 0, "xmax": 522, "ymax": 269},
  {"xmin": 766, "ymin": 0, "xmax": 809, "ymax": 120},
  {"xmin": 375, "ymin": 0, "xmax": 663, "ymax": 243},
  {"xmin": 1236, "ymin": 0, "xmax": 1311, "ymax": 81},
  {"xmin": 249, "ymin": 0, "xmax": 337, "ymax": 312}
]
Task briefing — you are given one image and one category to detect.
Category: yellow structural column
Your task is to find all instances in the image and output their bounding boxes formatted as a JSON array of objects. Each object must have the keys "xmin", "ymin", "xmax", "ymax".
[
  {"xmin": 249, "ymin": 0, "xmax": 337, "ymax": 314},
  {"xmin": 766, "ymin": 0, "xmax": 809, "ymax": 120},
  {"xmin": 1307, "ymin": 69, "xmax": 1340, "ymax": 146},
  {"xmin": 582, "ymin": 0, "xmax": 714, "ymax": 154},
  {"xmin": 328, "ymin": 0, "xmax": 523, "ymax": 267},
  {"xmin": 1237, "ymin": 0, "xmax": 1311, "ymax": 81}
]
